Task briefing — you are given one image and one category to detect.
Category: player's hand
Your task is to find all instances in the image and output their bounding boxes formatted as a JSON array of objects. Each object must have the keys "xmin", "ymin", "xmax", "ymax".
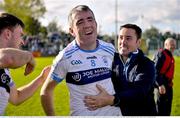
[
  {"xmin": 159, "ymin": 85, "xmax": 166, "ymax": 94},
  {"xmin": 40, "ymin": 66, "xmax": 51, "ymax": 82},
  {"xmin": 24, "ymin": 56, "xmax": 36, "ymax": 76},
  {"xmin": 84, "ymin": 84, "xmax": 114, "ymax": 111}
]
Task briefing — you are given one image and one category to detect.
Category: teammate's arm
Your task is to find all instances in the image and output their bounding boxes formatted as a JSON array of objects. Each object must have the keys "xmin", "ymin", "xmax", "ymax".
[
  {"xmin": 40, "ymin": 77, "xmax": 58, "ymax": 116},
  {"xmin": 8, "ymin": 66, "xmax": 50, "ymax": 105},
  {"xmin": 0, "ymin": 48, "xmax": 35, "ymax": 75}
]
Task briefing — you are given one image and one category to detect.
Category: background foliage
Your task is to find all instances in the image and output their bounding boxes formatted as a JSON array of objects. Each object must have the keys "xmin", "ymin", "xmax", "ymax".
[{"xmin": 0, "ymin": 0, "xmax": 46, "ymax": 35}]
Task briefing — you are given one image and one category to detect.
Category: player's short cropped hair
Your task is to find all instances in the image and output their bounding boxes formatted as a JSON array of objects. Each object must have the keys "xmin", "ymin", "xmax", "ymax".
[
  {"xmin": 68, "ymin": 5, "xmax": 95, "ymax": 27},
  {"xmin": 0, "ymin": 13, "xmax": 24, "ymax": 34}
]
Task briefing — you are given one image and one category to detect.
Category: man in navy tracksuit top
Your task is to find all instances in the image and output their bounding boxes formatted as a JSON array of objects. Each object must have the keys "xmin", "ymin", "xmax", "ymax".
[
  {"xmin": 110, "ymin": 49, "xmax": 157, "ymax": 115},
  {"xmin": 84, "ymin": 24, "xmax": 157, "ymax": 116},
  {"xmin": 153, "ymin": 38, "xmax": 176, "ymax": 116}
]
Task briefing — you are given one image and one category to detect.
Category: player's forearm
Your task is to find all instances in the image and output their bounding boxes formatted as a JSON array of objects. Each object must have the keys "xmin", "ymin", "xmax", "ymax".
[
  {"xmin": 41, "ymin": 94, "xmax": 55, "ymax": 116},
  {"xmin": 40, "ymin": 86, "xmax": 55, "ymax": 116},
  {"xmin": 9, "ymin": 49, "xmax": 33, "ymax": 68},
  {"xmin": 40, "ymin": 78, "xmax": 57, "ymax": 115},
  {"xmin": 15, "ymin": 76, "xmax": 44, "ymax": 105},
  {"xmin": 0, "ymin": 48, "xmax": 33, "ymax": 68}
]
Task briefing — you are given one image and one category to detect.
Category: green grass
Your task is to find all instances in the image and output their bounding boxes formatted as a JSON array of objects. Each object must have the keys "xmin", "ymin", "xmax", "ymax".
[
  {"xmin": 171, "ymin": 56, "xmax": 180, "ymax": 116},
  {"xmin": 5, "ymin": 57, "xmax": 70, "ymax": 116},
  {"xmin": 4, "ymin": 56, "xmax": 180, "ymax": 116}
]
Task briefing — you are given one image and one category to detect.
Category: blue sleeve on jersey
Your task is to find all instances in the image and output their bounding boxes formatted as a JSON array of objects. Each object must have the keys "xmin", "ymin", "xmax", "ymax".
[
  {"xmin": 9, "ymin": 81, "xmax": 14, "ymax": 87},
  {"xmin": 51, "ymin": 72, "xmax": 63, "ymax": 83}
]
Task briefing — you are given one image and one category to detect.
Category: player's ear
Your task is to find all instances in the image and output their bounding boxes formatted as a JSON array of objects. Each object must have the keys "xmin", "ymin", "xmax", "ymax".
[
  {"xmin": 137, "ymin": 39, "xmax": 141, "ymax": 48},
  {"xmin": 69, "ymin": 27, "xmax": 75, "ymax": 37},
  {"xmin": 2, "ymin": 28, "xmax": 12, "ymax": 40}
]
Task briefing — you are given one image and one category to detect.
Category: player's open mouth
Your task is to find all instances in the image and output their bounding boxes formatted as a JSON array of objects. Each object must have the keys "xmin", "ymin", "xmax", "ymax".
[{"xmin": 85, "ymin": 30, "xmax": 93, "ymax": 35}]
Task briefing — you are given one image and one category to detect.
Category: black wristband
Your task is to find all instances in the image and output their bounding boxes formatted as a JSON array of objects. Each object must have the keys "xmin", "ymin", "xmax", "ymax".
[{"xmin": 111, "ymin": 94, "xmax": 120, "ymax": 107}]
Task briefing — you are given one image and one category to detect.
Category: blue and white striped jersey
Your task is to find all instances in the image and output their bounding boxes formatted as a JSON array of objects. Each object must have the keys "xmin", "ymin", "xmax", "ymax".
[{"xmin": 50, "ymin": 39, "xmax": 121, "ymax": 116}]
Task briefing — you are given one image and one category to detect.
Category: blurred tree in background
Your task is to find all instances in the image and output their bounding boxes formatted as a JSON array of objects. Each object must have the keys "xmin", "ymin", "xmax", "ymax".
[
  {"xmin": 0, "ymin": 0, "xmax": 46, "ymax": 35},
  {"xmin": 47, "ymin": 20, "xmax": 61, "ymax": 33}
]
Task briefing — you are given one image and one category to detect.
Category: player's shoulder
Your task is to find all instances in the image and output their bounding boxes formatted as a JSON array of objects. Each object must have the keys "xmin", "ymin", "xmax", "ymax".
[
  {"xmin": 99, "ymin": 40, "xmax": 115, "ymax": 48},
  {"xmin": 98, "ymin": 39, "xmax": 116, "ymax": 55},
  {"xmin": 55, "ymin": 40, "xmax": 78, "ymax": 61}
]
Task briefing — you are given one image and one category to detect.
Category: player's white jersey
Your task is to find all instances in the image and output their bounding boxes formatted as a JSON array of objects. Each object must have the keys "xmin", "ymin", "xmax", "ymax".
[
  {"xmin": 0, "ymin": 69, "xmax": 14, "ymax": 115},
  {"xmin": 50, "ymin": 39, "xmax": 121, "ymax": 116}
]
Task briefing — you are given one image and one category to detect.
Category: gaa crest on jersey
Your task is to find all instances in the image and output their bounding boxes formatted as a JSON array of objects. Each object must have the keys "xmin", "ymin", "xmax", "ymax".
[
  {"xmin": 102, "ymin": 56, "xmax": 108, "ymax": 66},
  {"xmin": 72, "ymin": 73, "xmax": 81, "ymax": 81},
  {"xmin": 71, "ymin": 60, "xmax": 82, "ymax": 65}
]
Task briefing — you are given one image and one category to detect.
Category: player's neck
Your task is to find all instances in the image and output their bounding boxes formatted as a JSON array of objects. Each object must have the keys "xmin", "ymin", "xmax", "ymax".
[{"xmin": 78, "ymin": 41, "xmax": 98, "ymax": 51}]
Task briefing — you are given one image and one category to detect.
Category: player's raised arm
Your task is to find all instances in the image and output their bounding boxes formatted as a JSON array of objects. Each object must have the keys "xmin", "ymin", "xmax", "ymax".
[{"xmin": 0, "ymin": 48, "xmax": 35, "ymax": 75}]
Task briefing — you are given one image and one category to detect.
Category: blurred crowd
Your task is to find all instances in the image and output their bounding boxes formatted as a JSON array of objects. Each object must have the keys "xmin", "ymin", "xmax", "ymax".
[{"xmin": 22, "ymin": 33, "xmax": 72, "ymax": 57}]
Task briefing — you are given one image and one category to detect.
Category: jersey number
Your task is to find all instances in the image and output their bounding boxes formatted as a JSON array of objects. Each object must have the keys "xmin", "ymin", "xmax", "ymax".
[{"xmin": 91, "ymin": 60, "xmax": 96, "ymax": 67}]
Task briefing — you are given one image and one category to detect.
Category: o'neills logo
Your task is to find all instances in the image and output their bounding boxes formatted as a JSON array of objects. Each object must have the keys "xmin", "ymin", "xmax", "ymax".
[{"xmin": 72, "ymin": 73, "xmax": 81, "ymax": 82}]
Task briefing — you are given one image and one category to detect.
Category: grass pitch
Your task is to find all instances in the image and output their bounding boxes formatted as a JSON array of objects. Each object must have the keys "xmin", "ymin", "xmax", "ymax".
[
  {"xmin": 4, "ymin": 56, "xmax": 180, "ymax": 116},
  {"xmin": 5, "ymin": 57, "xmax": 69, "ymax": 116}
]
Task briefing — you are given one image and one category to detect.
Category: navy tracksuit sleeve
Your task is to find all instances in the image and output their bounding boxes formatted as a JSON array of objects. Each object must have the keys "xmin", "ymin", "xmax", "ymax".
[
  {"xmin": 114, "ymin": 60, "xmax": 155, "ymax": 104},
  {"xmin": 153, "ymin": 51, "xmax": 166, "ymax": 86}
]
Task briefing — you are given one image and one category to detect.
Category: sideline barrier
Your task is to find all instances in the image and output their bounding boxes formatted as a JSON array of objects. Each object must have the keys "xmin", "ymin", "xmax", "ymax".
[{"xmin": 32, "ymin": 51, "xmax": 41, "ymax": 57}]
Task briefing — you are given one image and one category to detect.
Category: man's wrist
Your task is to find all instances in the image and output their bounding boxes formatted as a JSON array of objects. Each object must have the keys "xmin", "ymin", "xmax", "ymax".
[
  {"xmin": 111, "ymin": 94, "xmax": 120, "ymax": 107},
  {"xmin": 29, "ymin": 52, "xmax": 34, "ymax": 62},
  {"xmin": 29, "ymin": 52, "xmax": 35, "ymax": 65}
]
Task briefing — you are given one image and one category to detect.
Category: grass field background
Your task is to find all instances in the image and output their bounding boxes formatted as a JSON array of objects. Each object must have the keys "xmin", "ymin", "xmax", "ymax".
[{"xmin": 4, "ymin": 56, "xmax": 180, "ymax": 116}]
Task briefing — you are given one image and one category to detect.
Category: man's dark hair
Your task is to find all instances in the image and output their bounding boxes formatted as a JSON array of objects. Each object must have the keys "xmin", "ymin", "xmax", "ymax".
[
  {"xmin": 120, "ymin": 24, "xmax": 142, "ymax": 39},
  {"xmin": 0, "ymin": 13, "xmax": 24, "ymax": 34}
]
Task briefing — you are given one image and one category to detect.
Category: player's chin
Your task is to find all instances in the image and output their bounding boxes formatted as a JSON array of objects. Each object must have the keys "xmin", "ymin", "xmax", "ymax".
[{"xmin": 119, "ymin": 49, "xmax": 127, "ymax": 55}]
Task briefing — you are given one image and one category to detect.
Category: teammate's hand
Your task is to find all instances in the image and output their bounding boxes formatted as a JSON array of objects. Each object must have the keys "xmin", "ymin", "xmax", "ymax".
[
  {"xmin": 39, "ymin": 66, "xmax": 51, "ymax": 82},
  {"xmin": 24, "ymin": 56, "xmax": 36, "ymax": 76},
  {"xmin": 84, "ymin": 84, "xmax": 114, "ymax": 111}
]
